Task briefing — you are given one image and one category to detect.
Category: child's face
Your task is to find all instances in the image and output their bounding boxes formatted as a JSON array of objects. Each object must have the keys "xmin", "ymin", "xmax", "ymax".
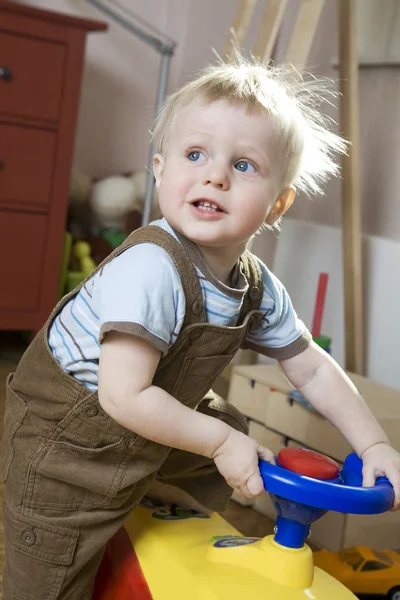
[{"xmin": 154, "ymin": 99, "xmax": 294, "ymax": 253}]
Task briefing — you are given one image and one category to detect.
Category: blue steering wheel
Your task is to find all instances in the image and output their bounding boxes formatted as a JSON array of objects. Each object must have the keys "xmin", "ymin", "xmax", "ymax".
[
  {"xmin": 259, "ymin": 452, "xmax": 394, "ymax": 515},
  {"xmin": 258, "ymin": 451, "xmax": 394, "ymax": 549}
]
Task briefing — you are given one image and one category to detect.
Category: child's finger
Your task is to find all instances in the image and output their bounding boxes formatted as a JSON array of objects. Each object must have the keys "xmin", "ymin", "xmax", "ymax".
[
  {"xmin": 246, "ymin": 472, "xmax": 265, "ymax": 497},
  {"xmin": 237, "ymin": 485, "xmax": 251, "ymax": 498},
  {"xmin": 362, "ymin": 465, "xmax": 376, "ymax": 488},
  {"xmin": 237, "ymin": 481, "xmax": 259, "ymax": 499},
  {"xmin": 257, "ymin": 445, "xmax": 275, "ymax": 464},
  {"xmin": 385, "ymin": 469, "xmax": 400, "ymax": 511}
]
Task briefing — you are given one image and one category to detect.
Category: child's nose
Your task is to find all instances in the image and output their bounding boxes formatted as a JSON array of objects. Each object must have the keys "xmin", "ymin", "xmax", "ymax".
[{"xmin": 203, "ymin": 163, "xmax": 230, "ymax": 190}]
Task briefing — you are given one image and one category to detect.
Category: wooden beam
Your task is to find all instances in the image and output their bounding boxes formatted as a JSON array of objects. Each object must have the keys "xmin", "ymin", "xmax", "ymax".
[
  {"xmin": 252, "ymin": 0, "xmax": 287, "ymax": 63},
  {"xmin": 339, "ymin": 0, "xmax": 364, "ymax": 374},
  {"xmin": 224, "ymin": 0, "xmax": 257, "ymax": 60},
  {"xmin": 285, "ymin": 0, "xmax": 324, "ymax": 71}
]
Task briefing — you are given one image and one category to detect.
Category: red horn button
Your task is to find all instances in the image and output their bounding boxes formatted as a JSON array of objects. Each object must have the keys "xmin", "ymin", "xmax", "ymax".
[{"xmin": 277, "ymin": 448, "xmax": 340, "ymax": 480}]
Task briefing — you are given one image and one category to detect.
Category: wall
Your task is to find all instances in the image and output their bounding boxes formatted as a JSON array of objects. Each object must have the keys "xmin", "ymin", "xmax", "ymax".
[{"xmin": 271, "ymin": 218, "xmax": 400, "ymax": 392}]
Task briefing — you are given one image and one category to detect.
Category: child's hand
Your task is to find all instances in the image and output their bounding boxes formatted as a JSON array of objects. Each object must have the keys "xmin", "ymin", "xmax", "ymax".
[
  {"xmin": 212, "ymin": 429, "xmax": 274, "ymax": 498},
  {"xmin": 361, "ymin": 442, "xmax": 400, "ymax": 510}
]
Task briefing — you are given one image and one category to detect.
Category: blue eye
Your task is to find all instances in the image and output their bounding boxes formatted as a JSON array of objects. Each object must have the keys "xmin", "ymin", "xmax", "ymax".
[
  {"xmin": 187, "ymin": 151, "xmax": 206, "ymax": 162},
  {"xmin": 235, "ymin": 160, "xmax": 256, "ymax": 173}
]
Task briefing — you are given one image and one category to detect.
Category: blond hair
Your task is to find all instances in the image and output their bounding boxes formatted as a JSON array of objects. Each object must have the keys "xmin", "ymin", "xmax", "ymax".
[{"xmin": 152, "ymin": 57, "xmax": 347, "ymax": 197}]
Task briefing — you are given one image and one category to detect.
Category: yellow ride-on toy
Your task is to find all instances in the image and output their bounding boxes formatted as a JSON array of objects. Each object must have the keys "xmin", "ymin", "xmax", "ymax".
[{"xmin": 93, "ymin": 448, "xmax": 394, "ymax": 600}]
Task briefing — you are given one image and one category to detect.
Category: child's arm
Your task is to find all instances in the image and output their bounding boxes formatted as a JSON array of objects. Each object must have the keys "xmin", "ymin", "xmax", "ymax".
[
  {"xmin": 98, "ymin": 331, "xmax": 273, "ymax": 499},
  {"xmin": 279, "ymin": 341, "xmax": 400, "ymax": 508}
]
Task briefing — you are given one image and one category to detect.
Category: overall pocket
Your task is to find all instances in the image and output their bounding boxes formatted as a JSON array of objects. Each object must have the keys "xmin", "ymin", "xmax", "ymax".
[
  {"xmin": 171, "ymin": 354, "xmax": 234, "ymax": 407},
  {"xmin": 2, "ymin": 374, "xmax": 28, "ymax": 482},
  {"xmin": 3, "ymin": 502, "xmax": 78, "ymax": 600},
  {"xmin": 26, "ymin": 405, "xmax": 135, "ymax": 511}
]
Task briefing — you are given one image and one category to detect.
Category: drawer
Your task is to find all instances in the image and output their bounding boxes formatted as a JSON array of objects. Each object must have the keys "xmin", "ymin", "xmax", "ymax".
[
  {"xmin": 264, "ymin": 390, "xmax": 351, "ymax": 462},
  {"xmin": 309, "ymin": 510, "xmax": 400, "ymax": 551},
  {"xmin": 343, "ymin": 511, "xmax": 400, "ymax": 550},
  {"xmin": 0, "ymin": 123, "xmax": 57, "ymax": 210},
  {"xmin": 309, "ymin": 511, "xmax": 346, "ymax": 550},
  {"xmin": 228, "ymin": 372, "xmax": 350, "ymax": 460},
  {"xmin": 249, "ymin": 421, "xmax": 286, "ymax": 455},
  {"xmin": 228, "ymin": 373, "xmax": 269, "ymax": 422},
  {"xmin": 0, "ymin": 210, "xmax": 47, "ymax": 311},
  {"xmin": 0, "ymin": 31, "xmax": 66, "ymax": 122}
]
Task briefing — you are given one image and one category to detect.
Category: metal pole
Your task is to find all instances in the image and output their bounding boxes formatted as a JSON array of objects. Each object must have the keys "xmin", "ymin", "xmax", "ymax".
[
  {"xmin": 85, "ymin": 0, "xmax": 171, "ymax": 54},
  {"xmin": 142, "ymin": 51, "xmax": 172, "ymax": 226},
  {"xmin": 82, "ymin": 0, "xmax": 175, "ymax": 227}
]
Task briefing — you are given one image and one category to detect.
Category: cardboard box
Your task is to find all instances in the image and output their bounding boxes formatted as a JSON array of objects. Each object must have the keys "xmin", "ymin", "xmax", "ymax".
[{"xmin": 227, "ymin": 364, "xmax": 400, "ymax": 550}]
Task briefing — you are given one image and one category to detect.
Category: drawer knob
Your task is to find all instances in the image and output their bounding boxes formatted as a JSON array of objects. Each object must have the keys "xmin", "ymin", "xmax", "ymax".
[
  {"xmin": 0, "ymin": 67, "xmax": 13, "ymax": 82},
  {"xmin": 0, "ymin": 158, "xmax": 4, "ymax": 171}
]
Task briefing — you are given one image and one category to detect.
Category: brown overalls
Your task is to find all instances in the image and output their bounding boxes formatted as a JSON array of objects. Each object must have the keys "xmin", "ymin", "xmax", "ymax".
[{"xmin": 2, "ymin": 226, "xmax": 264, "ymax": 600}]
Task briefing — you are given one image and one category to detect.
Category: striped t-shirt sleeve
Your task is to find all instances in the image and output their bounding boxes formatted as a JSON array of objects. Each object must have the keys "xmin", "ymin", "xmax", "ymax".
[{"xmin": 96, "ymin": 244, "xmax": 186, "ymax": 354}]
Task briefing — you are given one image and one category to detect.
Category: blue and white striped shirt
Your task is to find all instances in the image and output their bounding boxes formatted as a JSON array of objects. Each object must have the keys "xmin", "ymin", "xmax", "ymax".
[{"xmin": 48, "ymin": 219, "xmax": 310, "ymax": 390}]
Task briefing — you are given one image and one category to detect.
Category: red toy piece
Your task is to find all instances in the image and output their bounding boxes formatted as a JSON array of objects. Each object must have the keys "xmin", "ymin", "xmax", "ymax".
[{"xmin": 277, "ymin": 448, "xmax": 340, "ymax": 480}]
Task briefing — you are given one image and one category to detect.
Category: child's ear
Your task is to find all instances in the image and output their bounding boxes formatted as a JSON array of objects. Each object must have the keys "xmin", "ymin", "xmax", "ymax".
[
  {"xmin": 153, "ymin": 154, "xmax": 164, "ymax": 188},
  {"xmin": 265, "ymin": 188, "xmax": 296, "ymax": 226}
]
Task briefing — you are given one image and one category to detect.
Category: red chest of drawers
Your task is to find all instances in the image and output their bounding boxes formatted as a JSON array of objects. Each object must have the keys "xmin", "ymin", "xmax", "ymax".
[{"xmin": 0, "ymin": 1, "xmax": 106, "ymax": 333}]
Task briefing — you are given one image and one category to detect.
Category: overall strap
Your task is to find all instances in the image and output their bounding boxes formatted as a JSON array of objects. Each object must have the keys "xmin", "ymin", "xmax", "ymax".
[
  {"xmin": 237, "ymin": 249, "xmax": 264, "ymax": 325},
  {"xmin": 46, "ymin": 226, "xmax": 206, "ymax": 329},
  {"xmin": 120, "ymin": 226, "xmax": 206, "ymax": 327}
]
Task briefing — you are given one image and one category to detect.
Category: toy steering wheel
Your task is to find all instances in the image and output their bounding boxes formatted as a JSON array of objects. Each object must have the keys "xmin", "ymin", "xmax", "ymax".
[
  {"xmin": 258, "ymin": 448, "xmax": 394, "ymax": 549},
  {"xmin": 259, "ymin": 448, "xmax": 394, "ymax": 515}
]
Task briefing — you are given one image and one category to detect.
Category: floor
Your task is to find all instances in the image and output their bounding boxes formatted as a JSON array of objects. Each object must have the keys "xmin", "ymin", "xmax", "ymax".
[{"xmin": 0, "ymin": 332, "xmax": 275, "ymax": 599}]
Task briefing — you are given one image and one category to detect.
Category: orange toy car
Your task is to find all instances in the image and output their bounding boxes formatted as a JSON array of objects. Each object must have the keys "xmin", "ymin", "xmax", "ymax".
[{"xmin": 313, "ymin": 546, "xmax": 400, "ymax": 599}]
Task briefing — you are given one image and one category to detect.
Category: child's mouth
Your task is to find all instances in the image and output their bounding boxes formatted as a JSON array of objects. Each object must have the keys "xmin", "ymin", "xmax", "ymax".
[{"xmin": 193, "ymin": 200, "xmax": 224, "ymax": 213}]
